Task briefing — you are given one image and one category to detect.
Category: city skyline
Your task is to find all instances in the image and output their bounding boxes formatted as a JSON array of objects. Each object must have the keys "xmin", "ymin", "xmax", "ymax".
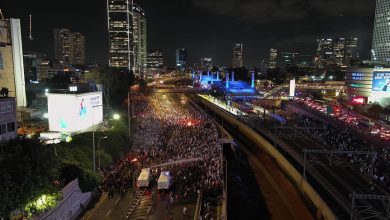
[{"xmin": 0, "ymin": 0, "xmax": 376, "ymax": 67}]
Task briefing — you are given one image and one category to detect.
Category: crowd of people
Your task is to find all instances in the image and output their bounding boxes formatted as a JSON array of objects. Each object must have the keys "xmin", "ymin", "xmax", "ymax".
[
  {"xmin": 133, "ymin": 94, "xmax": 224, "ymax": 201},
  {"xmin": 292, "ymin": 114, "xmax": 390, "ymax": 192}
]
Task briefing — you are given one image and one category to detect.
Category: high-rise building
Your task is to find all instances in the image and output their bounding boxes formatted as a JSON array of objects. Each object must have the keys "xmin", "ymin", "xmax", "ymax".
[
  {"xmin": 54, "ymin": 29, "xmax": 85, "ymax": 66},
  {"xmin": 315, "ymin": 38, "xmax": 333, "ymax": 69},
  {"xmin": 176, "ymin": 48, "xmax": 187, "ymax": 72},
  {"xmin": 0, "ymin": 18, "xmax": 26, "ymax": 107},
  {"xmin": 107, "ymin": 0, "xmax": 134, "ymax": 71},
  {"xmin": 345, "ymin": 37, "xmax": 359, "ymax": 67},
  {"xmin": 147, "ymin": 50, "xmax": 164, "ymax": 75},
  {"xmin": 333, "ymin": 38, "xmax": 346, "ymax": 67},
  {"xmin": 269, "ymin": 49, "xmax": 277, "ymax": 69},
  {"xmin": 133, "ymin": 3, "xmax": 147, "ymax": 77},
  {"xmin": 280, "ymin": 52, "xmax": 299, "ymax": 68},
  {"xmin": 54, "ymin": 29, "xmax": 73, "ymax": 65},
  {"xmin": 201, "ymin": 58, "xmax": 213, "ymax": 70},
  {"xmin": 23, "ymin": 52, "xmax": 47, "ymax": 82},
  {"xmin": 372, "ymin": 0, "xmax": 390, "ymax": 63},
  {"xmin": 72, "ymin": 32, "xmax": 85, "ymax": 65},
  {"xmin": 232, "ymin": 43, "xmax": 243, "ymax": 68}
]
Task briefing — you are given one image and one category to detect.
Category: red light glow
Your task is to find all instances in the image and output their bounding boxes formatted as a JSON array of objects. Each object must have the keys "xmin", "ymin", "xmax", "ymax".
[{"xmin": 352, "ymin": 97, "xmax": 364, "ymax": 104}]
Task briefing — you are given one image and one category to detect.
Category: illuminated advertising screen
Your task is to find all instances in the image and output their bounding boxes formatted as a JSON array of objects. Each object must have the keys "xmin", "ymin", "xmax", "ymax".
[
  {"xmin": 47, "ymin": 92, "xmax": 103, "ymax": 133},
  {"xmin": 372, "ymin": 72, "xmax": 390, "ymax": 97},
  {"xmin": 289, "ymin": 79, "xmax": 296, "ymax": 97}
]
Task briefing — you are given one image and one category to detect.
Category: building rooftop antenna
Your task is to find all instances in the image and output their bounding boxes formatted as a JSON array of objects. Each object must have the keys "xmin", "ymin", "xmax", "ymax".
[{"xmin": 29, "ymin": 14, "xmax": 33, "ymax": 40}]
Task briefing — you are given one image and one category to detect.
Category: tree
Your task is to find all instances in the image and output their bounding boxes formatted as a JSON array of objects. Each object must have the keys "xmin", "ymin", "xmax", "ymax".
[
  {"xmin": 84, "ymin": 67, "xmax": 112, "ymax": 108},
  {"xmin": 85, "ymin": 67, "xmax": 134, "ymax": 108},
  {"xmin": 110, "ymin": 68, "xmax": 132, "ymax": 106},
  {"xmin": 0, "ymin": 139, "xmax": 60, "ymax": 218},
  {"xmin": 138, "ymin": 78, "xmax": 148, "ymax": 94},
  {"xmin": 367, "ymin": 103, "xmax": 383, "ymax": 119}
]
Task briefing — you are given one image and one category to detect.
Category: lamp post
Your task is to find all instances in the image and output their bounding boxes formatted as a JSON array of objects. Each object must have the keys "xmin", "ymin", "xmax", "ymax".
[
  {"xmin": 98, "ymin": 136, "xmax": 108, "ymax": 171},
  {"xmin": 92, "ymin": 104, "xmax": 103, "ymax": 173},
  {"xmin": 127, "ymin": 92, "xmax": 134, "ymax": 146}
]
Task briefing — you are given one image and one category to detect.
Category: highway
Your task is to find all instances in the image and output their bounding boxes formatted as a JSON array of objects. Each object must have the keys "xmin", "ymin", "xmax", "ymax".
[{"xmin": 203, "ymin": 94, "xmax": 390, "ymax": 219}]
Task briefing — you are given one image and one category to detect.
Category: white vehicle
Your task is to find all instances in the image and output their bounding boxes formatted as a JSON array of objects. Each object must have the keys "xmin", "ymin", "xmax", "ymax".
[
  {"xmin": 157, "ymin": 171, "xmax": 171, "ymax": 190},
  {"xmin": 137, "ymin": 168, "xmax": 151, "ymax": 187}
]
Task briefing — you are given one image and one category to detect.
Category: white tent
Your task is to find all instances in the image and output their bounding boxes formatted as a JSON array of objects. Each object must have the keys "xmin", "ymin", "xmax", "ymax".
[{"xmin": 158, "ymin": 171, "xmax": 171, "ymax": 190}]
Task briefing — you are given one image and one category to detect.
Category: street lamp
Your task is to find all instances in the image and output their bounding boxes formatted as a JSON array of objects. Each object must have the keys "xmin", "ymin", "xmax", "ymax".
[
  {"xmin": 113, "ymin": 113, "xmax": 120, "ymax": 120},
  {"xmin": 98, "ymin": 136, "xmax": 108, "ymax": 171},
  {"xmin": 92, "ymin": 104, "xmax": 103, "ymax": 173}
]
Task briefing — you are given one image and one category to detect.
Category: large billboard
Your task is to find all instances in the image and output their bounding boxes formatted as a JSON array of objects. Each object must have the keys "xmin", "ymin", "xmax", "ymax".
[
  {"xmin": 47, "ymin": 92, "xmax": 103, "ymax": 133},
  {"xmin": 372, "ymin": 72, "xmax": 390, "ymax": 97}
]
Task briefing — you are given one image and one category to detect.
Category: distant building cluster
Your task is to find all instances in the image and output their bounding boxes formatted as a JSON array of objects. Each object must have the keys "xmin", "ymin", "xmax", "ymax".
[
  {"xmin": 314, "ymin": 37, "xmax": 359, "ymax": 69},
  {"xmin": 267, "ymin": 37, "xmax": 359, "ymax": 79}
]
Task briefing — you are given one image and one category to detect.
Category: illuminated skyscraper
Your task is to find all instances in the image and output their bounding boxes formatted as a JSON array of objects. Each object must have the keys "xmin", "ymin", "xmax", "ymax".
[
  {"xmin": 107, "ymin": 0, "xmax": 134, "ymax": 71},
  {"xmin": 72, "ymin": 32, "xmax": 85, "ymax": 65},
  {"xmin": 232, "ymin": 43, "xmax": 243, "ymax": 68},
  {"xmin": 372, "ymin": 0, "xmax": 390, "ymax": 62},
  {"xmin": 54, "ymin": 29, "xmax": 85, "ymax": 66},
  {"xmin": 176, "ymin": 48, "xmax": 187, "ymax": 72},
  {"xmin": 315, "ymin": 39, "xmax": 333, "ymax": 69},
  {"xmin": 0, "ymin": 18, "xmax": 26, "ymax": 107},
  {"xmin": 147, "ymin": 50, "xmax": 164, "ymax": 74},
  {"xmin": 54, "ymin": 29, "xmax": 73, "ymax": 65},
  {"xmin": 133, "ymin": 3, "xmax": 147, "ymax": 77},
  {"xmin": 269, "ymin": 49, "xmax": 277, "ymax": 69}
]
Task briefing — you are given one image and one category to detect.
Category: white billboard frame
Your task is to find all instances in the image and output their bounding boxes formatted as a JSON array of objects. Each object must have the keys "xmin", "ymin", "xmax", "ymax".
[{"xmin": 47, "ymin": 91, "xmax": 103, "ymax": 133}]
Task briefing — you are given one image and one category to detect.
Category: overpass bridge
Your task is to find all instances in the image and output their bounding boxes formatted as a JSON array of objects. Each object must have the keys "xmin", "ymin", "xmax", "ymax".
[
  {"xmin": 263, "ymin": 83, "xmax": 346, "ymax": 98},
  {"xmin": 152, "ymin": 87, "xmax": 209, "ymax": 94}
]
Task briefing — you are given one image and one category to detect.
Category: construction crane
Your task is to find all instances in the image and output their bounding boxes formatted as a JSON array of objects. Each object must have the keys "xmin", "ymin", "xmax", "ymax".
[
  {"xmin": 29, "ymin": 14, "xmax": 33, "ymax": 40},
  {"xmin": 0, "ymin": 9, "xmax": 4, "ymax": 20}
]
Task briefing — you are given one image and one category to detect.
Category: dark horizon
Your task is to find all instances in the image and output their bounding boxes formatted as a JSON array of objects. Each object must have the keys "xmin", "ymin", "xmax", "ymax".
[{"xmin": 0, "ymin": 0, "xmax": 376, "ymax": 67}]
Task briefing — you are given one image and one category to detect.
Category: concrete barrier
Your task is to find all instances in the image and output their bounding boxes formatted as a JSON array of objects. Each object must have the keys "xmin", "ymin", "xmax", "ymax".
[{"xmin": 196, "ymin": 95, "xmax": 337, "ymax": 220}]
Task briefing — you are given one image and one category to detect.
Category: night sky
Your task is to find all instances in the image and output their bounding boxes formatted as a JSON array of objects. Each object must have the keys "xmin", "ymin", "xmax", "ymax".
[{"xmin": 0, "ymin": 0, "xmax": 376, "ymax": 67}]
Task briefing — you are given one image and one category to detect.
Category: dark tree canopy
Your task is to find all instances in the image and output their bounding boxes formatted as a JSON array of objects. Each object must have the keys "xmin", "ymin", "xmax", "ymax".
[{"xmin": 0, "ymin": 139, "xmax": 60, "ymax": 218}]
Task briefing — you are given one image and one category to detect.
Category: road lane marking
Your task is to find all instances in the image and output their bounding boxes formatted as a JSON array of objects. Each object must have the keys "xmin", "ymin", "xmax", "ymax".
[
  {"xmin": 106, "ymin": 209, "xmax": 112, "ymax": 217},
  {"xmin": 115, "ymin": 197, "xmax": 121, "ymax": 205},
  {"xmin": 86, "ymin": 193, "xmax": 108, "ymax": 220}
]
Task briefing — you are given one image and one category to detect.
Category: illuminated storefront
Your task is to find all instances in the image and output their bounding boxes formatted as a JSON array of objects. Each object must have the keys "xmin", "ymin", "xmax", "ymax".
[{"xmin": 346, "ymin": 68, "xmax": 390, "ymax": 105}]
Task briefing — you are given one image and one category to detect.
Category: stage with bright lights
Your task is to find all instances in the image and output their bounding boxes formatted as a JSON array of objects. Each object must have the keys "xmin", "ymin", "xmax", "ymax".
[
  {"xmin": 193, "ymin": 72, "xmax": 259, "ymax": 97},
  {"xmin": 224, "ymin": 81, "xmax": 257, "ymax": 96}
]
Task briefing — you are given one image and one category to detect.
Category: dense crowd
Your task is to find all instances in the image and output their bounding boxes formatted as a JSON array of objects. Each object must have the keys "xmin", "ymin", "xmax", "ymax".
[
  {"xmin": 133, "ymin": 94, "xmax": 223, "ymax": 200},
  {"xmin": 293, "ymin": 114, "xmax": 390, "ymax": 191}
]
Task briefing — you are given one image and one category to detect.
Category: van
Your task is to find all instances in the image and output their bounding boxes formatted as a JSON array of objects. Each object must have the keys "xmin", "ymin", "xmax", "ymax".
[
  {"xmin": 157, "ymin": 171, "xmax": 171, "ymax": 190},
  {"xmin": 137, "ymin": 168, "xmax": 151, "ymax": 187}
]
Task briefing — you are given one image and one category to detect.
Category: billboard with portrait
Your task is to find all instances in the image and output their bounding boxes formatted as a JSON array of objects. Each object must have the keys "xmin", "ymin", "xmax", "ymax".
[
  {"xmin": 47, "ymin": 92, "xmax": 103, "ymax": 133},
  {"xmin": 372, "ymin": 72, "xmax": 390, "ymax": 97}
]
